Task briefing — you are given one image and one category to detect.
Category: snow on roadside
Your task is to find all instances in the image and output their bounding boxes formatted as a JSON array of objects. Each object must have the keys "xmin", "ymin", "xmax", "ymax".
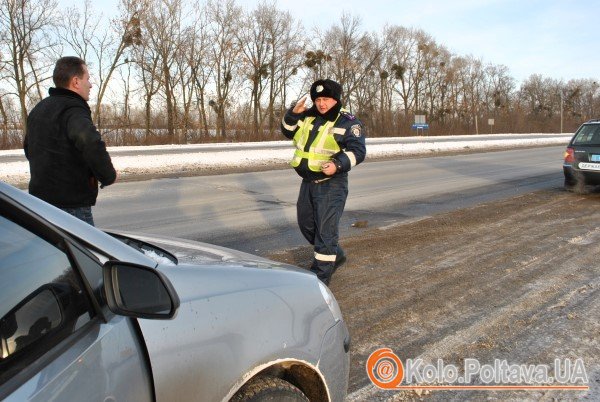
[{"xmin": 1, "ymin": 134, "xmax": 571, "ymax": 187}]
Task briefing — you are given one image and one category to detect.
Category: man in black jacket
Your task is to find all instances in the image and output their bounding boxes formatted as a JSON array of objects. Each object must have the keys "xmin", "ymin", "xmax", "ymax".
[
  {"xmin": 281, "ymin": 79, "xmax": 366, "ymax": 285},
  {"xmin": 24, "ymin": 56, "xmax": 117, "ymax": 225}
]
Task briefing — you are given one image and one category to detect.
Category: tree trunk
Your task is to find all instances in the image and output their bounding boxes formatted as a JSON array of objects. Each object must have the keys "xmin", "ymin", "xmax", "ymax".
[
  {"xmin": 198, "ymin": 91, "xmax": 209, "ymax": 137},
  {"xmin": 0, "ymin": 98, "xmax": 8, "ymax": 149},
  {"xmin": 252, "ymin": 79, "xmax": 260, "ymax": 137},
  {"xmin": 163, "ymin": 64, "xmax": 175, "ymax": 143},
  {"xmin": 145, "ymin": 97, "xmax": 152, "ymax": 143}
]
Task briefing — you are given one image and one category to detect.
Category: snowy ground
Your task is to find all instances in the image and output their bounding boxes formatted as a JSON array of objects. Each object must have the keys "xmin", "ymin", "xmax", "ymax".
[{"xmin": 1, "ymin": 134, "xmax": 571, "ymax": 187}]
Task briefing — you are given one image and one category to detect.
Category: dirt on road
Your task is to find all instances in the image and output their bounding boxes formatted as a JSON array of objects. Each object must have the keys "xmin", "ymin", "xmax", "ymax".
[{"xmin": 267, "ymin": 187, "xmax": 599, "ymax": 401}]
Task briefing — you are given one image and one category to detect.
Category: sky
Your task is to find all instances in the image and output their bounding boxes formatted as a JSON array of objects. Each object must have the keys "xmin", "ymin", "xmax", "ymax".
[
  {"xmin": 263, "ymin": 0, "xmax": 599, "ymax": 85},
  {"xmin": 62, "ymin": 0, "xmax": 600, "ymax": 87},
  {"xmin": 1, "ymin": 134, "xmax": 570, "ymax": 187}
]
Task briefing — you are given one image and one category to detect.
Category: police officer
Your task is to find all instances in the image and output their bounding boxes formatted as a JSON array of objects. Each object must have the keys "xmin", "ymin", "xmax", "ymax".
[{"xmin": 281, "ymin": 79, "xmax": 366, "ymax": 285}]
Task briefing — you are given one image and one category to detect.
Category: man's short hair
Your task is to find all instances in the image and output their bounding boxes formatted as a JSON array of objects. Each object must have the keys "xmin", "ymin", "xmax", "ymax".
[{"xmin": 53, "ymin": 56, "xmax": 86, "ymax": 88}]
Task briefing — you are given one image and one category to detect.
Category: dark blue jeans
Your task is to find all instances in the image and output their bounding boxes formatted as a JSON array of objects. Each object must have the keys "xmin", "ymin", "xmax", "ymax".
[
  {"xmin": 297, "ymin": 175, "xmax": 348, "ymax": 284},
  {"xmin": 60, "ymin": 206, "xmax": 95, "ymax": 226}
]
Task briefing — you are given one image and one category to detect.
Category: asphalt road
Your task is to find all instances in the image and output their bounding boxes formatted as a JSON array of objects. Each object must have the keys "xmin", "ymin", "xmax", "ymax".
[{"xmin": 94, "ymin": 145, "xmax": 565, "ymax": 256}]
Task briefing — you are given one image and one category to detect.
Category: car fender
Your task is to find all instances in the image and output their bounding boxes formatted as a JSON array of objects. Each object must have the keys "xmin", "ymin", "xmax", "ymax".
[{"xmin": 136, "ymin": 264, "xmax": 337, "ymax": 402}]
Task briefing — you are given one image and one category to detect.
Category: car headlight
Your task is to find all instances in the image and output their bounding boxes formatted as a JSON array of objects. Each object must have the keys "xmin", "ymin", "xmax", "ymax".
[{"xmin": 318, "ymin": 282, "xmax": 343, "ymax": 322}]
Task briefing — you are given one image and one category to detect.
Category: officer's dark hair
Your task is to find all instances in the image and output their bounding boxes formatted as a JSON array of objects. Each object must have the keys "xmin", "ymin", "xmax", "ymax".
[{"xmin": 53, "ymin": 56, "xmax": 86, "ymax": 88}]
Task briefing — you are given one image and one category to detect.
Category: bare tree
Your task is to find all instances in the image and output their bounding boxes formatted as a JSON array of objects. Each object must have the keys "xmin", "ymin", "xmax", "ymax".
[
  {"xmin": 207, "ymin": 0, "xmax": 242, "ymax": 137},
  {"xmin": 317, "ymin": 12, "xmax": 380, "ymax": 109},
  {"xmin": 58, "ymin": 0, "xmax": 141, "ymax": 129},
  {"xmin": 187, "ymin": 3, "xmax": 213, "ymax": 138},
  {"xmin": 518, "ymin": 74, "xmax": 558, "ymax": 119},
  {"xmin": 237, "ymin": 2, "xmax": 271, "ymax": 136},
  {"xmin": 263, "ymin": 6, "xmax": 304, "ymax": 134},
  {"xmin": 0, "ymin": 0, "xmax": 58, "ymax": 129},
  {"xmin": 481, "ymin": 64, "xmax": 515, "ymax": 131},
  {"xmin": 457, "ymin": 56, "xmax": 485, "ymax": 133},
  {"xmin": 174, "ymin": 26, "xmax": 197, "ymax": 143},
  {"xmin": 132, "ymin": 35, "xmax": 162, "ymax": 142},
  {"xmin": 0, "ymin": 46, "xmax": 11, "ymax": 145},
  {"xmin": 116, "ymin": 59, "xmax": 134, "ymax": 144},
  {"xmin": 141, "ymin": 0, "xmax": 184, "ymax": 143},
  {"xmin": 0, "ymin": 93, "xmax": 10, "ymax": 146},
  {"xmin": 418, "ymin": 42, "xmax": 450, "ymax": 122},
  {"xmin": 383, "ymin": 25, "xmax": 420, "ymax": 120},
  {"xmin": 369, "ymin": 37, "xmax": 392, "ymax": 134},
  {"xmin": 579, "ymin": 79, "xmax": 600, "ymax": 120}
]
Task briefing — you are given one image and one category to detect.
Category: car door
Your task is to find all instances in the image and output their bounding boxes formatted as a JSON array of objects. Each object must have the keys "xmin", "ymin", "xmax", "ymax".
[{"xmin": 0, "ymin": 200, "xmax": 153, "ymax": 402}]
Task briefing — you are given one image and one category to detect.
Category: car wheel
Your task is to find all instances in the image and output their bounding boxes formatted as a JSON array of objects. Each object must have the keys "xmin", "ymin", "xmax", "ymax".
[
  {"xmin": 231, "ymin": 375, "xmax": 309, "ymax": 402},
  {"xmin": 565, "ymin": 178, "xmax": 588, "ymax": 194},
  {"xmin": 564, "ymin": 169, "xmax": 589, "ymax": 193}
]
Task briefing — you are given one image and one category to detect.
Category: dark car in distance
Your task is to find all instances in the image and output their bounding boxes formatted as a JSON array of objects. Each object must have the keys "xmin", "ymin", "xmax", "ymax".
[{"xmin": 563, "ymin": 119, "xmax": 600, "ymax": 191}]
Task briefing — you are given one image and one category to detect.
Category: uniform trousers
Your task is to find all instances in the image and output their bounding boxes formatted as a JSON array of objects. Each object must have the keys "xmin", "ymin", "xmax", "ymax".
[{"xmin": 297, "ymin": 174, "xmax": 348, "ymax": 284}]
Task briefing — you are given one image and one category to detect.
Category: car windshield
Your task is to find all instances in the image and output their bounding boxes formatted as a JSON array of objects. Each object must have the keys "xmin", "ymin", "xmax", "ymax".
[{"xmin": 572, "ymin": 124, "xmax": 600, "ymax": 145}]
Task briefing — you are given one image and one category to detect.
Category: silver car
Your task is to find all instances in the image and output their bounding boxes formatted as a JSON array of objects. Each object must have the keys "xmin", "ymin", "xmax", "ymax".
[{"xmin": 0, "ymin": 181, "xmax": 350, "ymax": 401}]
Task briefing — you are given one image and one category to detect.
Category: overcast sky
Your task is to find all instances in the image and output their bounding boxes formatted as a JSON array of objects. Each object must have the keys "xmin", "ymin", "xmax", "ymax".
[{"xmin": 61, "ymin": 0, "xmax": 599, "ymax": 86}]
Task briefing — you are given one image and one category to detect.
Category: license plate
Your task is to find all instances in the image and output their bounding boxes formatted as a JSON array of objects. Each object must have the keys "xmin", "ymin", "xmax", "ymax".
[
  {"xmin": 579, "ymin": 162, "xmax": 600, "ymax": 171},
  {"xmin": 591, "ymin": 154, "xmax": 600, "ymax": 162}
]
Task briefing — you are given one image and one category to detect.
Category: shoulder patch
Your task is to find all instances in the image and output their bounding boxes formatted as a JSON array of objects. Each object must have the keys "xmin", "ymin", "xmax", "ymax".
[
  {"xmin": 340, "ymin": 110, "xmax": 356, "ymax": 120},
  {"xmin": 350, "ymin": 124, "xmax": 362, "ymax": 137}
]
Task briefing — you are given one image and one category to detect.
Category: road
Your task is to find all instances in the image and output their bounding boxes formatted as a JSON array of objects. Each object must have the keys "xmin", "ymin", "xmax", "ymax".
[
  {"xmin": 94, "ymin": 145, "xmax": 598, "ymax": 401},
  {"xmin": 95, "ymin": 146, "xmax": 564, "ymax": 254}
]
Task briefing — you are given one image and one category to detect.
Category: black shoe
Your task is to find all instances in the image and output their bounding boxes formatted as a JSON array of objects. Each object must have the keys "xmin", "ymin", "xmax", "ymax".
[
  {"xmin": 310, "ymin": 265, "xmax": 331, "ymax": 284},
  {"xmin": 335, "ymin": 246, "xmax": 346, "ymax": 269},
  {"xmin": 333, "ymin": 254, "xmax": 346, "ymax": 271},
  {"xmin": 331, "ymin": 251, "xmax": 346, "ymax": 275}
]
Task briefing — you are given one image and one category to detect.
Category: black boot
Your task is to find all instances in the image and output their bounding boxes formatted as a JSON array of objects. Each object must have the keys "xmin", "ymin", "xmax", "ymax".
[
  {"xmin": 310, "ymin": 264, "xmax": 333, "ymax": 285},
  {"xmin": 334, "ymin": 248, "xmax": 346, "ymax": 271}
]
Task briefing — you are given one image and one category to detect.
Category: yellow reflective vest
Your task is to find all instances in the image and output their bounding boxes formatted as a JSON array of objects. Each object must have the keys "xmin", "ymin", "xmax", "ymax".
[{"xmin": 290, "ymin": 114, "xmax": 341, "ymax": 171}]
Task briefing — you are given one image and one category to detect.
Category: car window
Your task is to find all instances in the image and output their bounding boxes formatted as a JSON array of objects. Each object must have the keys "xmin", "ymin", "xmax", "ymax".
[
  {"xmin": 572, "ymin": 124, "xmax": 600, "ymax": 145},
  {"xmin": 0, "ymin": 215, "xmax": 93, "ymax": 385}
]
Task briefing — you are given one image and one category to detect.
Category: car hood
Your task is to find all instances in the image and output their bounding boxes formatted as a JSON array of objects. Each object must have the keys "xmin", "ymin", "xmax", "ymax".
[{"xmin": 106, "ymin": 229, "xmax": 305, "ymax": 272}]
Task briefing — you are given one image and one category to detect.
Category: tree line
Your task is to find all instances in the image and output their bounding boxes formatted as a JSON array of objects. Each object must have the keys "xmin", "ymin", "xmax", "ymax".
[{"xmin": 1, "ymin": 0, "xmax": 598, "ymax": 149}]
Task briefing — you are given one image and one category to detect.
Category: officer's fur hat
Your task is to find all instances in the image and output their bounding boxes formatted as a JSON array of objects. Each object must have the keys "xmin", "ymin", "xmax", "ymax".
[{"xmin": 310, "ymin": 79, "xmax": 342, "ymax": 102}]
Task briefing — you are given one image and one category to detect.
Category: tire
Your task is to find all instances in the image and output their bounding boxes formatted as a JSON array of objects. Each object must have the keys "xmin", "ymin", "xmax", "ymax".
[
  {"xmin": 564, "ymin": 172, "xmax": 589, "ymax": 193},
  {"xmin": 565, "ymin": 178, "xmax": 589, "ymax": 194},
  {"xmin": 230, "ymin": 375, "xmax": 309, "ymax": 402}
]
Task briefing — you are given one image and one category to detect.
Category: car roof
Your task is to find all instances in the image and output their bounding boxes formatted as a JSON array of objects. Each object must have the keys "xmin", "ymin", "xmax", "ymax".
[{"xmin": 0, "ymin": 181, "xmax": 156, "ymax": 267}]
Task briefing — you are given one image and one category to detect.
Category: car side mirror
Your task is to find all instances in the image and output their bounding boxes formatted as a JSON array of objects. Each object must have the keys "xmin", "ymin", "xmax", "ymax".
[{"xmin": 102, "ymin": 261, "xmax": 180, "ymax": 319}]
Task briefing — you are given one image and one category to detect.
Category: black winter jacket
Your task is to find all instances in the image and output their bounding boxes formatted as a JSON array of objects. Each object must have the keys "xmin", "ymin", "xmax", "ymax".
[{"xmin": 24, "ymin": 87, "xmax": 116, "ymax": 208}]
